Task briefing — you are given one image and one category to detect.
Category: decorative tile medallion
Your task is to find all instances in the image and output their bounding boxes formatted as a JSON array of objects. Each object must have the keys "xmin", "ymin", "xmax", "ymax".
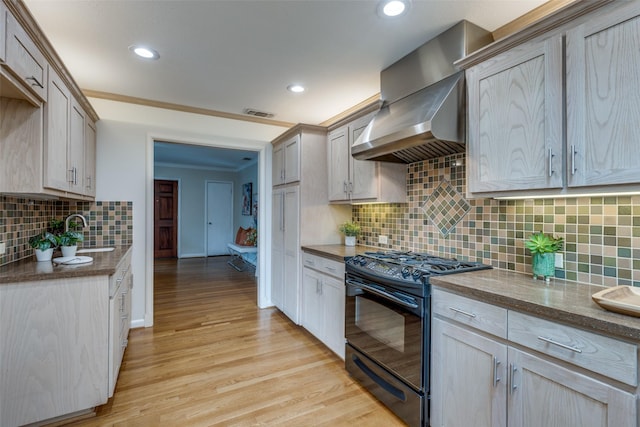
[{"xmin": 421, "ymin": 179, "xmax": 470, "ymax": 237}]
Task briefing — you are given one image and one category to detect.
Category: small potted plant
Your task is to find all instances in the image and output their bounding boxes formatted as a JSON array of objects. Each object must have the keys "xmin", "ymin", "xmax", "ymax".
[
  {"xmin": 58, "ymin": 231, "xmax": 84, "ymax": 257},
  {"xmin": 525, "ymin": 232, "xmax": 563, "ymax": 282},
  {"xmin": 29, "ymin": 231, "xmax": 59, "ymax": 262},
  {"xmin": 339, "ymin": 221, "xmax": 361, "ymax": 247}
]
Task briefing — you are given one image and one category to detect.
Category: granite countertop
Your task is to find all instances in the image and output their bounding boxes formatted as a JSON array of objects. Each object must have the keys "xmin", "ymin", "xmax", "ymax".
[
  {"xmin": 0, "ymin": 245, "xmax": 132, "ymax": 284},
  {"xmin": 431, "ymin": 269, "xmax": 640, "ymax": 342},
  {"xmin": 301, "ymin": 244, "xmax": 375, "ymax": 262}
]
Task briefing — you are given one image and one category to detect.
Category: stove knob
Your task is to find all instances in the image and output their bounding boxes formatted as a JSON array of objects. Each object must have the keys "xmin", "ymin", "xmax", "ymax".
[
  {"xmin": 401, "ymin": 266, "xmax": 412, "ymax": 279},
  {"xmin": 412, "ymin": 270, "xmax": 423, "ymax": 281},
  {"xmin": 359, "ymin": 257, "xmax": 368, "ymax": 266}
]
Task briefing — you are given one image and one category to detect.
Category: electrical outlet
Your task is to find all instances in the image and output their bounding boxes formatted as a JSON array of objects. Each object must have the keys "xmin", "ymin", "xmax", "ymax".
[
  {"xmin": 555, "ymin": 253, "xmax": 563, "ymax": 269},
  {"xmin": 378, "ymin": 235, "xmax": 388, "ymax": 245},
  {"xmin": 0, "ymin": 242, "xmax": 5, "ymax": 255}
]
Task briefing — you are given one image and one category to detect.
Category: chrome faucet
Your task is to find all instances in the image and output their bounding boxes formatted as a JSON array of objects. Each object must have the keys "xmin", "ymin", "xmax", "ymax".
[{"xmin": 65, "ymin": 214, "xmax": 88, "ymax": 232}]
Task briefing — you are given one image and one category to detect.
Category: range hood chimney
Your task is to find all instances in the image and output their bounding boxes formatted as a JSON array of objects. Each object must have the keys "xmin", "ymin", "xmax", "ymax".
[{"xmin": 352, "ymin": 20, "xmax": 493, "ymax": 163}]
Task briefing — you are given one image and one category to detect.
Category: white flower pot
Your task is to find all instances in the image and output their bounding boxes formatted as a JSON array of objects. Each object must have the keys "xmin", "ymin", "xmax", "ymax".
[
  {"xmin": 345, "ymin": 236, "xmax": 356, "ymax": 246},
  {"xmin": 61, "ymin": 245, "xmax": 78, "ymax": 257},
  {"xmin": 34, "ymin": 248, "xmax": 54, "ymax": 262}
]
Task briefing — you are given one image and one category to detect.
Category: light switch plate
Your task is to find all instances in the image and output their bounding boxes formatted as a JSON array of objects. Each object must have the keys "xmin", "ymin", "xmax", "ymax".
[
  {"xmin": 0, "ymin": 242, "xmax": 5, "ymax": 255},
  {"xmin": 378, "ymin": 235, "xmax": 388, "ymax": 245},
  {"xmin": 555, "ymin": 253, "xmax": 563, "ymax": 268}
]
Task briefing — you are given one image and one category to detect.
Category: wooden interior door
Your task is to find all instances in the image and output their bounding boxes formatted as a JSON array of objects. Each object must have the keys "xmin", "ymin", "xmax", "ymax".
[{"xmin": 154, "ymin": 180, "xmax": 178, "ymax": 258}]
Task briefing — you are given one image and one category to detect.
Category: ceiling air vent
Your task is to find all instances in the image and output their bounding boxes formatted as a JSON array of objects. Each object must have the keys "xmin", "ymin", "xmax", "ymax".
[{"xmin": 244, "ymin": 108, "xmax": 275, "ymax": 118}]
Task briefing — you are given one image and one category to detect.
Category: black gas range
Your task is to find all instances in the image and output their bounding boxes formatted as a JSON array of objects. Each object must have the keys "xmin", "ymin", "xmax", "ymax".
[{"xmin": 344, "ymin": 251, "xmax": 492, "ymax": 427}]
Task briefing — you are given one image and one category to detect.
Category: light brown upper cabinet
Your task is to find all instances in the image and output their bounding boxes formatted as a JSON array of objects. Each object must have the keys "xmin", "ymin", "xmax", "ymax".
[
  {"xmin": 0, "ymin": 2, "xmax": 98, "ymax": 200},
  {"xmin": 85, "ymin": 119, "xmax": 97, "ymax": 197},
  {"xmin": 464, "ymin": 1, "xmax": 640, "ymax": 198},
  {"xmin": 3, "ymin": 10, "xmax": 48, "ymax": 104},
  {"xmin": 566, "ymin": 4, "xmax": 640, "ymax": 188},
  {"xmin": 466, "ymin": 37, "xmax": 563, "ymax": 194},
  {"xmin": 272, "ymin": 134, "xmax": 300, "ymax": 186},
  {"xmin": 44, "ymin": 69, "xmax": 89, "ymax": 196},
  {"xmin": 0, "ymin": 3, "xmax": 6, "ymax": 62},
  {"xmin": 328, "ymin": 112, "xmax": 406, "ymax": 204}
]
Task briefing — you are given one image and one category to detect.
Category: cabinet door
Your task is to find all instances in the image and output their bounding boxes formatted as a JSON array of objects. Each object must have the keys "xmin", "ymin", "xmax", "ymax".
[
  {"xmin": 271, "ymin": 189, "xmax": 284, "ymax": 309},
  {"xmin": 282, "ymin": 186, "xmax": 300, "ymax": 323},
  {"xmin": 284, "ymin": 135, "xmax": 300, "ymax": 183},
  {"xmin": 321, "ymin": 274, "xmax": 345, "ymax": 359},
  {"xmin": 467, "ymin": 36, "xmax": 563, "ymax": 194},
  {"xmin": 44, "ymin": 69, "xmax": 71, "ymax": 192},
  {"xmin": 349, "ymin": 114, "xmax": 378, "ymax": 200},
  {"xmin": 327, "ymin": 126, "xmax": 349, "ymax": 201},
  {"xmin": 5, "ymin": 11, "xmax": 47, "ymax": 101},
  {"xmin": 272, "ymin": 143, "xmax": 285, "ymax": 186},
  {"xmin": 566, "ymin": 4, "xmax": 640, "ymax": 188},
  {"xmin": 69, "ymin": 100, "xmax": 86, "ymax": 195},
  {"xmin": 508, "ymin": 347, "xmax": 636, "ymax": 427},
  {"xmin": 431, "ymin": 318, "xmax": 507, "ymax": 427},
  {"xmin": 84, "ymin": 119, "xmax": 97, "ymax": 197},
  {"xmin": 301, "ymin": 267, "xmax": 323, "ymax": 339},
  {"xmin": 0, "ymin": 3, "xmax": 6, "ymax": 62}
]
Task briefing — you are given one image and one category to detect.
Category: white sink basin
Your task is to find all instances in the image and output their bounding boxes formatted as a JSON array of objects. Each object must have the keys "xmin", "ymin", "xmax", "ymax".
[{"xmin": 77, "ymin": 247, "xmax": 115, "ymax": 253}]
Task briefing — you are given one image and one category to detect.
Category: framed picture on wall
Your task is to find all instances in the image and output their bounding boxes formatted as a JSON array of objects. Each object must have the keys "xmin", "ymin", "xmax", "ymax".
[{"xmin": 242, "ymin": 182, "xmax": 252, "ymax": 215}]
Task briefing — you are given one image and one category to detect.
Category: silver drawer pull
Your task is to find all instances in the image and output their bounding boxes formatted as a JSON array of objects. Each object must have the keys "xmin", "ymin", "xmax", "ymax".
[
  {"xmin": 325, "ymin": 266, "xmax": 337, "ymax": 272},
  {"xmin": 449, "ymin": 306, "xmax": 476, "ymax": 318},
  {"xmin": 537, "ymin": 336, "xmax": 582, "ymax": 353}
]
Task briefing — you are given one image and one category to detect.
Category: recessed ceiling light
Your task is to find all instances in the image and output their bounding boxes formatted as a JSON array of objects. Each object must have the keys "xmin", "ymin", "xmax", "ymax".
[
  {"xmin": 379, "ymin": 0, "xmax": 409, "ymax": 17},
  {"xmin": 129, "ymin": 45, "xmax": 160, "ymax": 60},
  {"xmin": 287, "ymin": 84, "xmax": 305, "ymax": 93}
]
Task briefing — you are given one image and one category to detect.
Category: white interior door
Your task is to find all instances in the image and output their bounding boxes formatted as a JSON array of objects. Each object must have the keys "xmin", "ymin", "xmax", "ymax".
[{"xmin": 206, "ymin": 181, "xmax": 233, "ymax": 256}]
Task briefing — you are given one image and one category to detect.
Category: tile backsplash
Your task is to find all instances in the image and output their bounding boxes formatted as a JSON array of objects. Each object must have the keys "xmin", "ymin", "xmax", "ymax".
[
  {"xmin": 0, "ymin": 196, "xmax": 133, "ymax": 266},
  {"xmin": 353, "ymin": 153, "xmax": 640, "ymax": 287}
]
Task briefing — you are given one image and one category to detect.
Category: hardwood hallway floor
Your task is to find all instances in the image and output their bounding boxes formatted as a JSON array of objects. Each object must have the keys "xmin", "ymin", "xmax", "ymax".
[{"xmin": 68, "ymin": 257, "xmax": 404, "ymax": 426}]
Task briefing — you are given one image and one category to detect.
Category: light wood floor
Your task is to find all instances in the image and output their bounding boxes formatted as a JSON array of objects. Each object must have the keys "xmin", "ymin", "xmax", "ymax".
[{"xmin": 66, "ymin": 257, "xmax": 404, "ymax": 426}]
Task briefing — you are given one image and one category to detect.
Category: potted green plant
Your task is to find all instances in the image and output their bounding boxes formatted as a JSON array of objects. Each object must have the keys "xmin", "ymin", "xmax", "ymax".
[
  {"xmin": 29, "ymin": 231, "xmax": 59, "ymax": 262},
  {"xmin": 339, "ymin": 221, "xmax": 361, "ymax": 246},
  {"xmin": 525, "ymin": 232, "xmax": 563, "ymax": 282},
  {"xmin": 58, "ymin": 231, "xmax": 84, "ymax": 257}
]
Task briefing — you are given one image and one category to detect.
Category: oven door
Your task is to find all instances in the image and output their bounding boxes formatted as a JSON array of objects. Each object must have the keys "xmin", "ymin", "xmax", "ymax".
[{"xmin": 345, "ymin": 275, "xmax": 426, "ymax": 391}]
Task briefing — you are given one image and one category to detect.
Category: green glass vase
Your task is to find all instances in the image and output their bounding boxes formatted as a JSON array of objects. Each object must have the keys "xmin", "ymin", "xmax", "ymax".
[{"xmin": 532, "ymin": 252, "xmax": 555, "ymax": 281}]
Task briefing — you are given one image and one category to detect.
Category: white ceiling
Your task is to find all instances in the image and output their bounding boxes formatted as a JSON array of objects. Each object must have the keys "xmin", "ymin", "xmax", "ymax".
[
  {"xmin": 24, "ymin": 0, "xmax": 546, "ymax": 127},
  {"xmin": 154, "ymin": 141, "xmax": 258, "ymax": 171}
]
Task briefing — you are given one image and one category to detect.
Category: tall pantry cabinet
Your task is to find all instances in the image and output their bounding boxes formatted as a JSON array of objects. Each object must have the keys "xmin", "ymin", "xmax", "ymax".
[{"xmin": 270, "ymin": 125, "xmax": 350, "ymax": 324}]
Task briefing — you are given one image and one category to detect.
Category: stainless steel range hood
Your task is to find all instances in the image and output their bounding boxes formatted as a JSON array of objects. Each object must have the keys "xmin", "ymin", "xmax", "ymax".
[{"xmin": 352, "ymin": 20, "xmax": 493, "ymax": 164}]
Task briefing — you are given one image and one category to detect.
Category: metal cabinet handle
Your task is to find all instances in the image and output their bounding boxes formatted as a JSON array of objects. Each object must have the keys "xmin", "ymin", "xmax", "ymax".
[
  {"xmin": 86, "ymin": 176, "xmax": 92, "ymax": 189},
  {"xmin": 493, "ymin": 356, "xmax": 501, "ymax": 387},
  {"xmin": 509, "ymin": 363, "xmax": 518, "ymax": 395},
  {"xmin": 537, "ymin": 336, "xmax": 582, "ymax": 353},
  {"xmin": 325, "ymin": 266, "xmax": 336, "ymax": 273},
  {"xmin": 122, "ymin": 339, "xmax": 128, "ymax": 348},
  {"xmin": 26, "ymin": 75, "xmax": 44, "ymax": 88},
  {"xmin": 343, "ymin": 181, "xmax": 348, "ymax": 193},
  {"xmin": 448, "ymin": 306, "xmax": 476, "ymax": 318},
  {"xmin": 548, "ymin": 148, "xmax": 554, "ymax": 177},
  {"xmin": 570, "ymin": 145, "xmax": 577, "ymax": 175}
]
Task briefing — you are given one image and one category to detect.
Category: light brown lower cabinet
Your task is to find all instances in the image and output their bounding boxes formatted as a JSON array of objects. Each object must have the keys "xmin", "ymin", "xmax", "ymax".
[{"xmin": 430, "ymin": 288, "xmax": 637, "ymax": 427}]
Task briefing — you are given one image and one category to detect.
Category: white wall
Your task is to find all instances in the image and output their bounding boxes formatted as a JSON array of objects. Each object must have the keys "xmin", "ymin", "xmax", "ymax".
[
  {"xmin": 234, "ymin": 164, "xmax": 259, "ymax": 231},
  {"xmin": 154, "ymin": 165, "xmax": 239, "ymax": 257},
  {"xmin": 93, "ymin": 98, "xmax": 285, "ymax": 327}
]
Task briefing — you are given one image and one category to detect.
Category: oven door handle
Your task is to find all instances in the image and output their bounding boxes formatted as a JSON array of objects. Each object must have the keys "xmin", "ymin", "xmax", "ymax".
[{"xmin": 346, "ymin": 279, "xmax": 419, "ymax": 309}]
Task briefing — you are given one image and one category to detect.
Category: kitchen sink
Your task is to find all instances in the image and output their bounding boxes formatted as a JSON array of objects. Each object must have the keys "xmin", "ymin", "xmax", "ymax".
[{"xmin": 77, "ymin": 247, "xmax": 115, "ymax": 253}]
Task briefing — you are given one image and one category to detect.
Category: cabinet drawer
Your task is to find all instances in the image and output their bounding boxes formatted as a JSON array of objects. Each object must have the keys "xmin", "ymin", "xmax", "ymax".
[
  {"xmin": 432, "ymin": 288, "xmax": 507, "ymax": 339},
  {"xmin": 508, "ymin": 311, "xmax": 637, "ymax": 386},
  {"xmin": 5, "ymin": 11, "xmax": 47, "ymax": 101},
  {"xmin": 302, "ymin": 252, "xmax": 345, "ymax": 279}
]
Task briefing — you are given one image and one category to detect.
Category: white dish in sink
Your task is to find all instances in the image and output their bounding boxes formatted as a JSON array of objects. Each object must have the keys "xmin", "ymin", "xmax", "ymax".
[{"xmin": 53, "ymin": 256, "xmax": 94, "ymax": 265}]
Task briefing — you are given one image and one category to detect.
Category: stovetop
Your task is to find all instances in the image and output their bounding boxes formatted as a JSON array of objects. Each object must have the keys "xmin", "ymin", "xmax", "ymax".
[{"xmin": 345, "ymin": 250, "xmax": 492, "ymax": 294}]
